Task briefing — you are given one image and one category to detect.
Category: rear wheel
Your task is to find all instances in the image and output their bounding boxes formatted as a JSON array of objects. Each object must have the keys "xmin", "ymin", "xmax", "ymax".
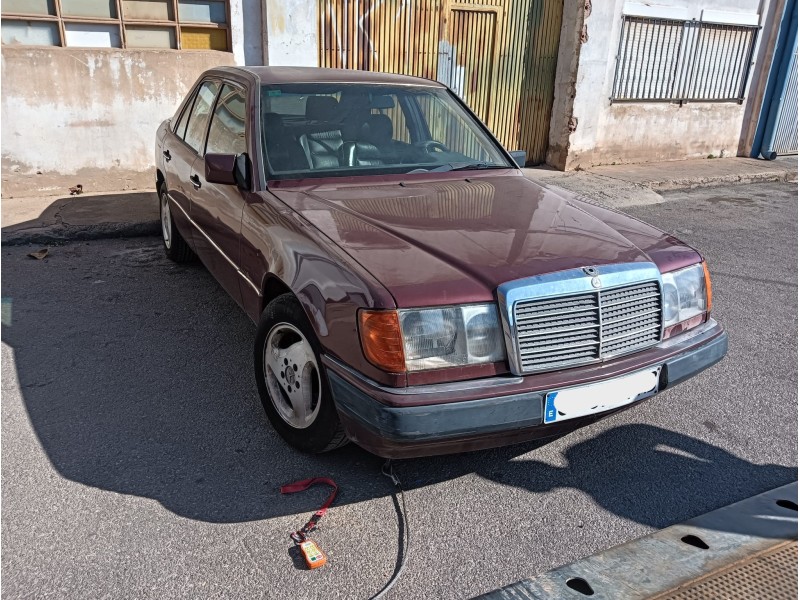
[
  {"xmin": 159, "ymin": 182, "xmax": 194, "ymax": 263},
  {"xmin": 254, "ymin": 293, "xmax": 348, "ymax": 453}
]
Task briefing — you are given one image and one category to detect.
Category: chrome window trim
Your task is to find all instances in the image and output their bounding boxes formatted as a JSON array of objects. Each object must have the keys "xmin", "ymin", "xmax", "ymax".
[{"xmin": 497, "ymin": 262, "xmax": 664, "ymax": 376}]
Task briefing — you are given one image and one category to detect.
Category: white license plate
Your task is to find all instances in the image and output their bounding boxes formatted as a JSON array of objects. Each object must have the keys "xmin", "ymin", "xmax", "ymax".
[{"xmin": 543, "ymin": 367, "xmax": 661, "ymax": 424}]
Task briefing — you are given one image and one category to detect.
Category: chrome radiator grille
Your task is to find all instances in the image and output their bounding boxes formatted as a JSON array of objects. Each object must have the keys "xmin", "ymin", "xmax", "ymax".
[{"xmin": 514, "ymin": 281, "xmax": 662, "ymax": 372}]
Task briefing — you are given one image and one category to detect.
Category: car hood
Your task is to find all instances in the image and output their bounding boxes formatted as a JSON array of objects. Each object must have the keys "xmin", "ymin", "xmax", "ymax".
[{"xmin": 269, "ymin": 172, "xmax": 697, "ymax": 307}]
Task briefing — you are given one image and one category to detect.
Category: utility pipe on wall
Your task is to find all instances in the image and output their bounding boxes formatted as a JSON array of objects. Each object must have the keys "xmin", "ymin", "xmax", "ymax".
[{"xmin": 757, "ymin": 0, "xmax": 798, "ymax": 159}]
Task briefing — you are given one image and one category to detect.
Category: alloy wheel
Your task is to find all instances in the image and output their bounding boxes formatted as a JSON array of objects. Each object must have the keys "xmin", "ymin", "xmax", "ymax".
[
  {"xmin": 262, "ymin": 322, "xmax": 322, "ymax": 429},
  {"xmin": 160, "ymin": 190, "xmax": 172, "ymax": 250}
]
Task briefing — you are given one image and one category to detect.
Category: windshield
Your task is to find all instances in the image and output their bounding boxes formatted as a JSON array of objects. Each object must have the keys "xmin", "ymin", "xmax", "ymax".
[{"xmin": 259, "ymin": 83, "xmax": 513, "ymax": 180}]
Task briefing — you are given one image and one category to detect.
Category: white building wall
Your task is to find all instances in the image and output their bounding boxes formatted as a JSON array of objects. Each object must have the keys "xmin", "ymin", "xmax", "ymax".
[
  {"xmin": 549, "ymin": 0, "xmax": 767, "ymax": 169},
  {"xmin": 231, "ymin": 0, "xmax": 318, "ymax": 67},
  {"xmin": 231, "ymin": 0, "xmax": 266, "ymax": 65},
  {"xmin": 262, "ymin": 0, "xmax": 319, "ymax": 66}
]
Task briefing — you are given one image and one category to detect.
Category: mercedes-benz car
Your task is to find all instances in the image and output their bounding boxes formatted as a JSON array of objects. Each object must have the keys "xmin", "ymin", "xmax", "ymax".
[{"xmin": 154, "ymin": 66, "xmax": 728, "ymax": 458}]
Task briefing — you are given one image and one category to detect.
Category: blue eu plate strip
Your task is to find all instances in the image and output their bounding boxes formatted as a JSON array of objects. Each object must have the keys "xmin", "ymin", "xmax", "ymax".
[{"xmin": 544, "ymin": 392, "xmax": 558, "ymax": 424}]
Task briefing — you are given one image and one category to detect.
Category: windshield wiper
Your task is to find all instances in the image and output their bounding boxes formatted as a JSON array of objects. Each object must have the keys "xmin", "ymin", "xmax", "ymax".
[
  {"xmin": 409, "ymin": 162, "xmax": 507, "ymax": 174},
  {"xmin": 447, "ymin": 162, "xmax": 507, "ymax": 172}
]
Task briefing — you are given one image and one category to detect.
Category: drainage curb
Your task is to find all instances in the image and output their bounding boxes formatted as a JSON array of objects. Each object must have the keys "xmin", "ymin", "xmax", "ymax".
[
  {"xmin": 645, "ymin": 170, "xmax": 798, "ymax": 192},
  {"xmin": 1, "ymin": 221, "xmax": 160, "ymax": 246},
  {"xmin": 475, "ymin": 482, "xmax": 798, "ymax": 599}
]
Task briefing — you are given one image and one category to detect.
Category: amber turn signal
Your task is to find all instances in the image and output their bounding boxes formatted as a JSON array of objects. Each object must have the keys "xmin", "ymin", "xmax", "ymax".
[
  {"xmin": 358, "ymin": 310, "xmax": 406, "ymax": 373},
  {"xmin": 702, "ymin": 261, "xmax": 712, "ymax": 315}
]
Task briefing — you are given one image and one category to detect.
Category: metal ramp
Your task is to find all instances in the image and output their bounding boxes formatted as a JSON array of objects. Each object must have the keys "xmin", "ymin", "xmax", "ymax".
[{"xmin": 476, "ymin": 483, "xmax": 798, "ymax": 600}]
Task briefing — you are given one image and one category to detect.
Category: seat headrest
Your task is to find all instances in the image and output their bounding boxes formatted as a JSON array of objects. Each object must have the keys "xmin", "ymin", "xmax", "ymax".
[
  {"xmin": 305, "ymin": 96, "xmax": 339, "ymax": 121},
  {"xmin": 262, "ymin": 112, "xmax": 283, "ymax": 130},
  {"xmin": 363, "ymin": 114, "xmax": 393, "ymax": 144}
]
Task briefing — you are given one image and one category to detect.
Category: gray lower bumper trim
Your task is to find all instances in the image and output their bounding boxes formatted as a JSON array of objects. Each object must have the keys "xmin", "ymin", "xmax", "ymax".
[
  {"xmin": 327, "ymin": 328, "xmax": 728, "ymax": 443},
  {"xmin": 664, "ymin": 329, "xmax": 728, "ymax": 387},
  {"xmin": 329, "ymin": 373, "xmax": 543, "ymax": 441}
]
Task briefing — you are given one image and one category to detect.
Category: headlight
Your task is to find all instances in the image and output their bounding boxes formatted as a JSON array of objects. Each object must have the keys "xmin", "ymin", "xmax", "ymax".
[
  {"xmin": 359, "ymin": 304, "xmax": 506, "ymax": 372},
  {"xmin": 400, "ymin": 305, "xmax": 506, "ymax": 370},
  {"xmin": 661, "ymin": 262, "xmax": 712, "ymax": 339}
]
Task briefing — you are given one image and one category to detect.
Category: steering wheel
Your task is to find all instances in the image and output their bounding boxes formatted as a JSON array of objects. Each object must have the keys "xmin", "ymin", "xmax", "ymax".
[{"xmin": 417, "ymin": 140, "xmax": 449, "ymax": 154}]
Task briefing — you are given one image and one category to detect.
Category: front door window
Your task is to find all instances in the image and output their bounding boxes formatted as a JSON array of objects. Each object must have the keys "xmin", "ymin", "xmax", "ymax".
[{"xmin": 205, "ymin": 83, "xmax": 247, "ymax": 155}]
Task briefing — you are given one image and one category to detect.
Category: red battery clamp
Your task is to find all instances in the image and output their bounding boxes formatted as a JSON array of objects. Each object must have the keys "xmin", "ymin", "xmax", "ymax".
[{"xmin": 281, "ymin": 477, "xmax": 338, "ymax": 569}]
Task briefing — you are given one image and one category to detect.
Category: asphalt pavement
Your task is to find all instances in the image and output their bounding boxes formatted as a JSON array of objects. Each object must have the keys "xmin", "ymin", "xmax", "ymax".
[{"xmin": 1, "ymin": 181, "xmax": 797, "ymax": 599}]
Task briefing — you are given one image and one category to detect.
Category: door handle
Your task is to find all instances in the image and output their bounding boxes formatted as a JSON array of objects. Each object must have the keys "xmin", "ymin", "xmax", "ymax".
[
  {"xmin": 162, "ymin": 149, "xmax": 171, "ymax": 161},
  {"xmin": 190, "ymin": 174, "xmax": 201, "ymax": 189}
]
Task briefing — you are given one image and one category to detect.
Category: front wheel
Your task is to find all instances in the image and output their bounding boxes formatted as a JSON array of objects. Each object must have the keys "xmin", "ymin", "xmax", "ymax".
[{"xmin": 254, "ymin": 293, "xmax": 349, "ymax": 453}]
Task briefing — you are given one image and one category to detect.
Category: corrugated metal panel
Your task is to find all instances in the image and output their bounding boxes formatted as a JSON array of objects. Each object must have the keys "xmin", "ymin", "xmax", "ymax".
[
  {"xmin": 446, "ymin": 8, "xmax": 497, "ymax": 123},
  {"xmin": 774, "ymin": 47, "xmax": 798, "ymax": 154},
  {"xmin": 318, "ymin": 0, "xmax": 563, "ymax": 165},
  {"xmin": 513, "ymin": 0, "xmax": 563, "ymax": 165}
]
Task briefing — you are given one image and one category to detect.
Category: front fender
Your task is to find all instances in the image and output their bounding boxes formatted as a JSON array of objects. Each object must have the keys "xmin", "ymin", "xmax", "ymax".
[{"xmin": 239, "ymin": 192, "xmax": 403, "ymax": 386}]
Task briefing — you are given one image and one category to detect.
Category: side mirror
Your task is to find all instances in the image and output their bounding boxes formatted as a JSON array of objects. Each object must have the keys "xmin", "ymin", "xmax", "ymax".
[
  {"xmin": 205, "ymin": 153, "xmax": 237, "ymax": 185},
  {"xmin": 509, "ymin": 150, "xmax": 527, "ymax": 168},
  {"xmin": 205, "ymin": 153, "xmax": 251, "ymax": 190}
]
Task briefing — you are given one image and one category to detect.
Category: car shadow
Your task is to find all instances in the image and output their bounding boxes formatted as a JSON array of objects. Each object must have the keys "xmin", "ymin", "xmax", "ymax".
[{"xmin": 1, "ymin": 237, "xmax": 794, "ymax": 532}]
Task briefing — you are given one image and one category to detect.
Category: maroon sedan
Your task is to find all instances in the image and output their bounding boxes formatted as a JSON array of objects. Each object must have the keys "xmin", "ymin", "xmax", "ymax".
[{"xmin": 155, "ymin": 66, "xmax": 727, "ymax": 458}]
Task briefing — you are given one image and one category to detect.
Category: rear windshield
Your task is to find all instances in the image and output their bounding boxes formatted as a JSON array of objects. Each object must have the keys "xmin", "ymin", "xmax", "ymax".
[{"xmin": 259, "ymin": 83, "xmax": 512, "ymax": 180}]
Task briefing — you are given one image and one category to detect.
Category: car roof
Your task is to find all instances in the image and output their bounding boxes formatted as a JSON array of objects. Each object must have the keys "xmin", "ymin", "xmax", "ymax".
[{"xmin": 212, "ymin": 66, "xmax": 445, "ymax": 88}]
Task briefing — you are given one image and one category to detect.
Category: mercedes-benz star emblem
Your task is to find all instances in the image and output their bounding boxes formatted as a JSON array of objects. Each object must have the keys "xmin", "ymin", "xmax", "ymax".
[{"xmin": 583, "ymin": 266, "xmax": 601, "ymax": 288}]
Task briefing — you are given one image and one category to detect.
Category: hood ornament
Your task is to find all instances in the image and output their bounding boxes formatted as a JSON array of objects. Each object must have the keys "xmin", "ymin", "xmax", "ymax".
[{"xmin": 583, "ymin": 266, "xmax": 601, "ymax": 288}]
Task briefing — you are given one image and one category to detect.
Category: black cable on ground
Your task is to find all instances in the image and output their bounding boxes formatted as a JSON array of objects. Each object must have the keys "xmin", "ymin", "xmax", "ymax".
[{"xmin": 369, "ymin": 460, "xmax": 410, "ymax": 600}]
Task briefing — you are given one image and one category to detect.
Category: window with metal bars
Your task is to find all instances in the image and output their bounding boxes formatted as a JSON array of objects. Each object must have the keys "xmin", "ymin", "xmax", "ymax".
[{"xmin": 611, "ymin": 16, "xmax": 759, "ymax": 103}]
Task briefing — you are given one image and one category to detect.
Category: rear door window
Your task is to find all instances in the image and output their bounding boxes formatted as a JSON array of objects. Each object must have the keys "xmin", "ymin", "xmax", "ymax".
[
  {"xmin": 173, "ymin": 90, "xmax": 196, "ymax": 139},
  {"xmin": 183, "ymin": 80, "xmax": 220, "ymax": 154}
]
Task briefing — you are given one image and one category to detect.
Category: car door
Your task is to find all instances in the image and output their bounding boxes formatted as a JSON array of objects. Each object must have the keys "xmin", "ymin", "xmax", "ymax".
[
  {"xmin": 189, "ymin": 82, "xmax": 250, "ymax": 308},
  {"xmin": 162, "ymin": 79, "xmax": 220, "ymax": 246}
]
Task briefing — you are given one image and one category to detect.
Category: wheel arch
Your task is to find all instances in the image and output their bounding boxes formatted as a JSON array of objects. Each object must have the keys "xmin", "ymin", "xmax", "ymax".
[
  {"xmin": 260, "ymin": 274, "xmax": 294, "ymax": 315},
  {"xmin": 258, "ymin": 273, "xmax": 335, "ymax": 356}
]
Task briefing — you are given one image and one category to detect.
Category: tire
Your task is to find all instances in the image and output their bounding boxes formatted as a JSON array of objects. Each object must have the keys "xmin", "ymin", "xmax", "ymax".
[
  {"xmin": 254, "ymin": 293, "xmax": 349, "ymax": 453},
  {"xmin": 159, "ymin": 182, "xmax": 195, "ymax": 263}
]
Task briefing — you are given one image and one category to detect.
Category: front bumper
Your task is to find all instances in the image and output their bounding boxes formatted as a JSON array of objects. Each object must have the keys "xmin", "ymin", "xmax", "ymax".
[{"xmin": 325, "ymin": 320, "xmax": 728, "ymax": 458}]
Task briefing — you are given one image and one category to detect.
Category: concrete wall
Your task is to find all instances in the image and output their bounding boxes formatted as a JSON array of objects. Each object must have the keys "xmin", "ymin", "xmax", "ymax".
[
  {"xmin": 549, "ymin": 0, "xmax": 768, "ymax": 169},
  {"xmin": 1, "ymin": 47, "xmax": 234, "ymax": 196}
]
